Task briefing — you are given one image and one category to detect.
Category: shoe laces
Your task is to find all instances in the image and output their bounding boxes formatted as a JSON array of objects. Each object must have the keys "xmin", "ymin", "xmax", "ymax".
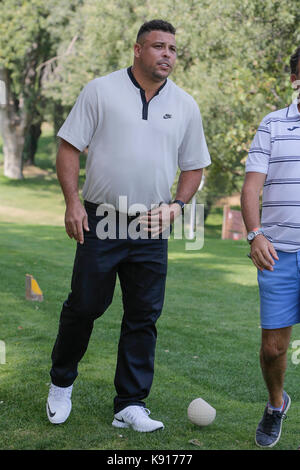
[
  {"xmin": 124, "ymin": 406, "xmax": 151, "ymax": 421},
  {"xmin": 262, "ymin": 408, "xmax": 286, "ymax": 434}
]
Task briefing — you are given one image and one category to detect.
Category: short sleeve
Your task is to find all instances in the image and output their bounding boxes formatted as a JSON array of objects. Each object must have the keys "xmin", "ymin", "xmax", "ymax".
[
  {"xmin": 245, "ymin": 118, "xmax": 271, "ymax": 174},
  {"xmin": 57, "ymin": 80, "xmax": 99, "ymax": 152},
  {"xmin": 178, "ymin": 99, "xmax": 211, "ymax": 171}
]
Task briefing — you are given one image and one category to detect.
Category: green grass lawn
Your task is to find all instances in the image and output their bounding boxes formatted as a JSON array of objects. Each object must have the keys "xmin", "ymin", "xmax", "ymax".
[{"xmin": 0, "ymin": 130, "xmax": 300, "ymax": 451}]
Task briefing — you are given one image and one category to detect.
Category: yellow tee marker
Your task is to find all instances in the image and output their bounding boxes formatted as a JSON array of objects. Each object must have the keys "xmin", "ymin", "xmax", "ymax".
[{"xmin": 26, "ymin": 274, "xmax": 43, "ymax": 301}]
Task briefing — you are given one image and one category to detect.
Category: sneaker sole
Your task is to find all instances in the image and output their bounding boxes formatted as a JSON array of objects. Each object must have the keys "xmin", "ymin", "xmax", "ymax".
[
  {"xmin": 255, "ymin": 394, "xmax": 291, "ymax": 448},
  {"xmin": 112, "ymin": 418, "xmax": 164, "ymax": 432}
]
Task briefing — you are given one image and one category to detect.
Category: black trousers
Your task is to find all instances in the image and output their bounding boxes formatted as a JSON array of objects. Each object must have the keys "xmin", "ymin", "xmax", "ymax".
[{"xmin": 50, "ymin": 201, "xmax": 168, "ymax": 413}]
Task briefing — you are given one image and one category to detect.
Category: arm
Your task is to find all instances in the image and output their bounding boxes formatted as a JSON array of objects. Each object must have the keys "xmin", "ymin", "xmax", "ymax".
[
  {"xmin": 56, "ymin": 138, "xmax": 89, "ymax": 244},
  {"xmin": 241, "ymin": 171, "xmax": 278, "ymax": 271},
  {"xmin": 168, "ymin": 168, "xmax": 203, "ymax": 219},
  {"xmin": 174, "ymin": 168, "xmax": 203, "ymax": 204}
]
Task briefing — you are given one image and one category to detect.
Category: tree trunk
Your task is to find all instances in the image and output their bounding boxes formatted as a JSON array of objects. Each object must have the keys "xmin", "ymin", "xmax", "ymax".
[
  {"xmin": 23, "ymin": 121, "xmax": 42, "ymax": 166},
  {"xmin": 0, "ymin": 68, "xmax": 26, "ymax": 179},
  {"xmin": 2, "ymin": 120, "xmax": 24, "ymax": 179}
]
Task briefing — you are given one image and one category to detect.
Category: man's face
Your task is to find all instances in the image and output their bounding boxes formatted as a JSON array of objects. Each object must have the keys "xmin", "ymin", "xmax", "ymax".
[{"xmin": 134, "ymin": 30, "xmax": 177, "ymax": 82}]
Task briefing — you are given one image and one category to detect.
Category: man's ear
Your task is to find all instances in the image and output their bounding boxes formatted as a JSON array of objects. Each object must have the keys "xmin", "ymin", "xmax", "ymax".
[{"xmin": 133, "ymin": 42, "xmax": 142, "ymax": 59}]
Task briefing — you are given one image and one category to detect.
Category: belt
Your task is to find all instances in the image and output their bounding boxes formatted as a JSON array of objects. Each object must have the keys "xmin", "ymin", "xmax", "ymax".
[{"xmin": 84, "ymin": 200, "xmax": 141, "ymax": 221}]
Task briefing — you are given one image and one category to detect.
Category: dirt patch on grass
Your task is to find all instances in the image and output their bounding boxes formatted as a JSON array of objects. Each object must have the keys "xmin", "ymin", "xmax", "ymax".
[{"xmin": 22, "ymin": 164, "xmax": 55, "ymax": 178}]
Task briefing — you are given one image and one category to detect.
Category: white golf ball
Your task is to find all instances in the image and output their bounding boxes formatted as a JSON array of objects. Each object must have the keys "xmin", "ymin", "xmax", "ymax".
[{"xmin": 187, "ymin": 398, "xmax": 216, "ymax": 426}]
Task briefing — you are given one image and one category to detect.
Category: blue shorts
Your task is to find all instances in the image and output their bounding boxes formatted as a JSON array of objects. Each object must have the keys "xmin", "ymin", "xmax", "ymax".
[{"xmin": 258, "ymin": 250, "xmax": 300, "ymax": 329}]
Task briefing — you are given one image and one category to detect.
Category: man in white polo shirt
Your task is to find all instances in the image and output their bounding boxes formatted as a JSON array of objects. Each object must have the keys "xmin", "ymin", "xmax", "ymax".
[
  {"xmin": 241, "ymin": 47, "xmax": 300, "ymax": 448},
  {"xmin": 46, "ymin": 19, "xmax": 211, "ymax": 432}
]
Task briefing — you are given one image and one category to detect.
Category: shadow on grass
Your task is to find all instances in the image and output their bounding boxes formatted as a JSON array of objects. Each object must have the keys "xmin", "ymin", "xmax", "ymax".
[
  {"xmin": 0, "ymin": 221, "xmax": 261, "ymax": 392},
  {"xmin": 0, "ymin": 173, "xmax": 60, "ymax": 191},
  {"xmin": 204, "ymin": 206, "xmax": 223, "ymax": 238},
  {"xmin": 2, "ymin": 222, "xmax": 300, "ymax": 450}
]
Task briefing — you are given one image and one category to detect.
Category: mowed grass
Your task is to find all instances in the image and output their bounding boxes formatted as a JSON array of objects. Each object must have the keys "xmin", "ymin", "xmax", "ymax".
[{"xmin": 0, "ymin": 130, "xmax": 300, "ymax": 450}]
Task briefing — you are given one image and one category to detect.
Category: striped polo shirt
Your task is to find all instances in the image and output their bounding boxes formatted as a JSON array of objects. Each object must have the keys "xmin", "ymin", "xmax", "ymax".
[{"xmin": 246, "ymin": 98, "xmax": 300, "ymax": 252}]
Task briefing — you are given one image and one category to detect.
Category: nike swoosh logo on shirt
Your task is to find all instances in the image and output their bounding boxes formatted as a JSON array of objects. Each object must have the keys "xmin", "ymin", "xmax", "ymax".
[
  {"xmin": 47, "ymin": 402, "xmax": 56, "ymax": 418},
  {"xmin": 287, "ymin": 126, "xmax": 300, "ymax": 131}
]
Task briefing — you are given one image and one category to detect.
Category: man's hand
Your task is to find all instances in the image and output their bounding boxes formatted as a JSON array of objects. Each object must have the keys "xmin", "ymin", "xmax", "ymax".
[
  {"xmin": 64, "ymin": 199, "xmax": 90, "ymax": 244},
  {"xmin": 250, "ymin": 234, "xmax": 279, "ymax": 271},
  {"xmin": 139, "ymin": 203, "xmax": 182, "ymax": 238}
]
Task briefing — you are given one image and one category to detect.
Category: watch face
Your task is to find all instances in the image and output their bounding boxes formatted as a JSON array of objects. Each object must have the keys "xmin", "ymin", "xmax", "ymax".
[{"xmin": 247, "ymin": 232, "xmax": 255, "ymax": 241}]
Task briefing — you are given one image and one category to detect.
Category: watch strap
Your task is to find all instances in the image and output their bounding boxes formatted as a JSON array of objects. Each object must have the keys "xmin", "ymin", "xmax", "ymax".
[
  {"xmin": 247, "ymin": 227, "xmax": 263, "ymax": 243},
  {"xmin": 172, "ymin": 199, "xmax": 185, "ymax": 210}
]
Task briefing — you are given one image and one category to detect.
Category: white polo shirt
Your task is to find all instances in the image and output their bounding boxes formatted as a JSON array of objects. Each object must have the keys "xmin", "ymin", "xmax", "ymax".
[
  {"xmin": 246, "ymin": 98, "xmax": 300, "ymax": 252},
  {"xmin": 57, "ymin": 67, "xmax": 211, "ymax": 214}
]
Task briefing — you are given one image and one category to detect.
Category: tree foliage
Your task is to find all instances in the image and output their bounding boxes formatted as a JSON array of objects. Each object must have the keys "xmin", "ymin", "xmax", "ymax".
[
  {"xmin": 1, "ymin": 0, "xmax": 300, "ymax": 205},
  {"xmin": 37, "ymin": 0, "xmax": 300, "ymax": 203},
  {"xmin": 0, "ymin": 0, "xmax": 80, "ymax": 176}
]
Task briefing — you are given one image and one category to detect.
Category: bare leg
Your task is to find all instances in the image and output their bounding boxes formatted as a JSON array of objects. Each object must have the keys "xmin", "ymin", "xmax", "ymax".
[{"xmin": 260, "ymin": 327, "xmax": 292, "ymax": 407}]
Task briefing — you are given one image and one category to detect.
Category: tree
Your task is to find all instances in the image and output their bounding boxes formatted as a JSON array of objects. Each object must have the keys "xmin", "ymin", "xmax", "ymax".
[
  {"xmin": 0, "ymin": 1, "xmax": 49, "ymax": 177},
  {"xmin": 42, "ymin": 0, "xmax": 300, "ymax": 210},
  {"xmin": 191, "ymin": 0, "xmax": 300, "ymax": 209},
  {"xmin": 0, "ymin": 0, "xmax": 81, "ymax": 178},
  {"xmin": 3, "ymin": 0, "xmax": 300, "ymax": 200}
]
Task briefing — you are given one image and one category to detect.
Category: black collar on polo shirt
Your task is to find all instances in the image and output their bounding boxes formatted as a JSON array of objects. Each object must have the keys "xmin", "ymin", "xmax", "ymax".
[{"xmin": 127, "ymin": 66, "xmax": 167, "ymax": 120}]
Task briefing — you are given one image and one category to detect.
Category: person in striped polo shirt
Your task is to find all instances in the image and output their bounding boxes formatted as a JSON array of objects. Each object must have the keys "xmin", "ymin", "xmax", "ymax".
[{"xmin": 241, "ymin": 47, "xmax": 300, "ymax": 448}]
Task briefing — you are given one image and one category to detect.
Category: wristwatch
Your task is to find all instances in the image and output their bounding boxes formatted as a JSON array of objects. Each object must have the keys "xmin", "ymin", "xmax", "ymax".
[
  {"xmin": 247, "ymin": 227, "xmax": 263, "ymax": 244},
  {"xmin": 172, "ymin": 199, "xmax": 185, "ymax": 212}
]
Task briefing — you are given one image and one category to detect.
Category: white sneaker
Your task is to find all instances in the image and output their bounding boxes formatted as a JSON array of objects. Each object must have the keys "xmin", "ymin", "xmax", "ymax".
[
  {"xmin": 46, "ymin": 383, "xmax": 73, "ymax": 424},
  {"xmin": 112, "ymin": 405, "xmax": 164, "ymax": 432}
]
